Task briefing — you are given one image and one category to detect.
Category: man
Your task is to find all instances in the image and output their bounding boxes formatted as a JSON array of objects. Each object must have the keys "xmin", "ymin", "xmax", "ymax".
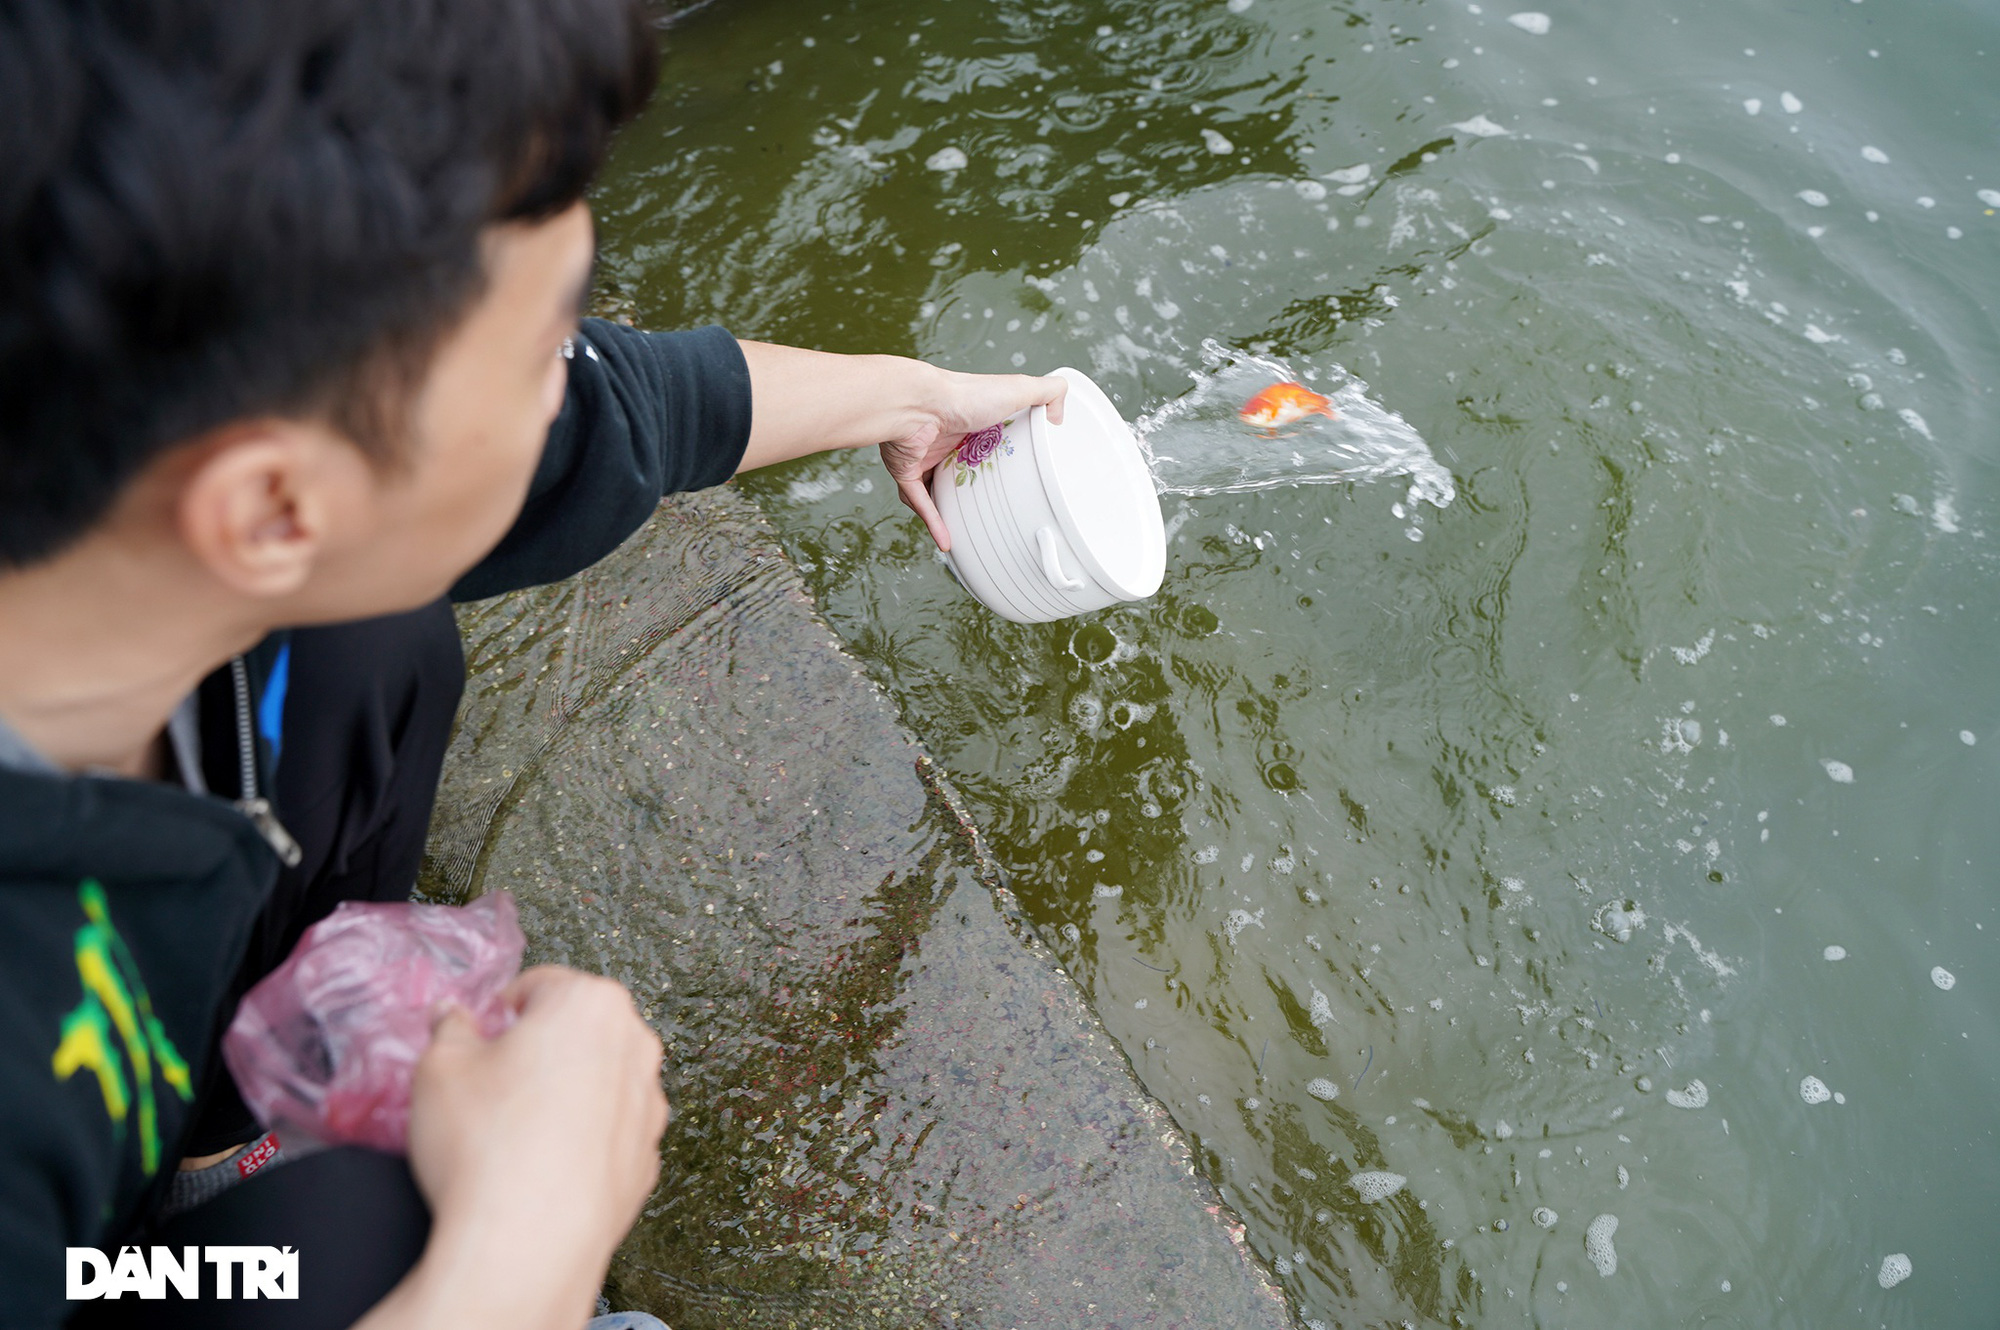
[{"xmin": 0, "ymin": 0, "xmax": 1062, "ymax": 1325}]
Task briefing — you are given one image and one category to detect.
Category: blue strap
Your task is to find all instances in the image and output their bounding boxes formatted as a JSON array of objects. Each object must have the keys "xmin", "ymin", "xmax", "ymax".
[{"xmin": 257, "ymin": 641, "xmax": 291, "ymax": 765}]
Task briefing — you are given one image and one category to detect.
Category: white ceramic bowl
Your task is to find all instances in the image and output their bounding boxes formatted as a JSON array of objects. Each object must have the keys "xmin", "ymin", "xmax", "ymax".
[{"xmin": 931, "ymin": 367, "xmax": 1165, "ymax": 624}]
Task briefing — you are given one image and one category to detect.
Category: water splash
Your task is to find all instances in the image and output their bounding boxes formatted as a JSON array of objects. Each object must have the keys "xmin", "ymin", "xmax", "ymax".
[{"xmin": 1134, "ymin": 341, "xmax": 1457, "ymax": 512}]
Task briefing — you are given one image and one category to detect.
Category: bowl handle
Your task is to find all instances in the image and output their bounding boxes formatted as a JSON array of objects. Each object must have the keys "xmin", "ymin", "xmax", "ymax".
[{"xmin": 1035, "ymin": 526, "xmax": 1086, "ymax": 591}]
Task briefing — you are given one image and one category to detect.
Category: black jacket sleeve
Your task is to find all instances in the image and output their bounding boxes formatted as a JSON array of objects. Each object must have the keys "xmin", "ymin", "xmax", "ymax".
[{"xmin": 450, "ymin": 319, "xmax": 753, "ymax": 602}]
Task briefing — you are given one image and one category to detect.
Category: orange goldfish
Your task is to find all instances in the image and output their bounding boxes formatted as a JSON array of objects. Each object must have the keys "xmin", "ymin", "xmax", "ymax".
[{"xmin": 1239, "ymin": 381, "xmax": 1337, "ymax": 430}]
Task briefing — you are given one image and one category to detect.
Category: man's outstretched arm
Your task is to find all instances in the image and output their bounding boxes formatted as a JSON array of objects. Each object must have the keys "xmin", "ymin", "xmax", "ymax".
[{"xmin": 735, "ymin": 341, "xmax": 1067, "ymax": 552}]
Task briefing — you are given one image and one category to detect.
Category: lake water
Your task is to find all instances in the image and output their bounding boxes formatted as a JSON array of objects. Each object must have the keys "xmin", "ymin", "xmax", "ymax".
[{"xmin": 594, "ymin": 0, "xmax": 1999, "ymax": 1323}]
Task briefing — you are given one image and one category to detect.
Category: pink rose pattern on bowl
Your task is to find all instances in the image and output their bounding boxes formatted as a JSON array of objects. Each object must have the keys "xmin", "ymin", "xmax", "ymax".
[{"xmin": 953, "ymin": 420, "xmax": 1014, "ymax": 483}]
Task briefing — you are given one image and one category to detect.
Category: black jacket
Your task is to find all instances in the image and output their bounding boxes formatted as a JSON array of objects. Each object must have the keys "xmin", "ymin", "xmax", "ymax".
[{"xmin": 0, "ymin": 320, "xmax": 751, "ymax": 1327}]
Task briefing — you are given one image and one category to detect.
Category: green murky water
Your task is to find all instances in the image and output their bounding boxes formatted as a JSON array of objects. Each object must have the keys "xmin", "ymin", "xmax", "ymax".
[{"xmin": 593, "ymin": 0, "xmax": 2000, "ymax": 1323}]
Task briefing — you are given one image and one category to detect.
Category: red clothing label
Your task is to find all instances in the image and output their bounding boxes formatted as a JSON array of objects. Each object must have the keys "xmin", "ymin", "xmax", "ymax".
[{"xmin": 235, "ymin": 1132, "xmax": 280, "ymax": 1179}]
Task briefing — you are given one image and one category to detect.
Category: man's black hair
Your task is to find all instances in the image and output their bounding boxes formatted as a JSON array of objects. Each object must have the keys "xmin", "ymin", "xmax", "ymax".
[{"xmin": 0, "ymin": 0, "xmax": 659, "ymax": 567}]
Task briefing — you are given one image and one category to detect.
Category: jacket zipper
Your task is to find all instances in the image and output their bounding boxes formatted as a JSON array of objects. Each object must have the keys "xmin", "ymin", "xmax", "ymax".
[{"xmin": 228, "ymin": 655, "xmax": 302, "ymax": 867}]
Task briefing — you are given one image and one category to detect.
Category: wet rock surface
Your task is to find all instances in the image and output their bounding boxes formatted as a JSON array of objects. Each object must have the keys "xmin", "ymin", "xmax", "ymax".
[{"xmin": 420, "ymin": 489, "xmax": 1290, "ymax": 1329}]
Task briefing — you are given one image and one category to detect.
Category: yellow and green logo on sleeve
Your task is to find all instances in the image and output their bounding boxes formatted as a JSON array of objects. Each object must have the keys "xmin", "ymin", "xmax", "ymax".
[{"xmin": 49, "ymin": 880, "xmax": 194, "ymax": 1176}]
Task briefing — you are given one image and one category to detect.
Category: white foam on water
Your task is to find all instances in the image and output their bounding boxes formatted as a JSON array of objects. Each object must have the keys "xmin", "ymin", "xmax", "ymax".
[
  {"xmin": 1223, "ymin": 907, "xmax": 1265, "ymax": 943},
  {"xmin": 1780, "ymin": 91, "xmax": 1803, "ymax": 113},
  {"xmin": 1931, "ymin": 966, "xmax": 1956, "ymax": 991},
  {"xmin": 1666, "ymin": 1079, "xmax": 1709, "ymax": 1109},
  {"xmin": 1201, "ymin": 128, "xmax": 1235, "ymax": 155},
  {"xmin": 924, "ymin": 146, "xmax": 968, "ymax": 172},
  {"xmin": 1798, "ymin": 189, "xmax": 1830, "ymax": 208},
  {"xmin": 1961, "ymin": 731, "xmax": 1977, "ymax": 746},
  {"xmin": 1933, "ymin": 495, "xmax": 1960, "ymax": 533},
  {"xmin": 1800, "ymin": 1075, "xmax": 1832, "ymax": 1105},
  {"xmin": 1136, "ymin": 342, "xmax": 1455, "ymax": 510},
  {"xmin": 1878, "ymin": 1253, "xmax": 1912, "ymax": 1288},
  {"xmin": 1507, "ymin": 11, "xmax": 1551, "ymax": 34},
  {"xmin": 1823, "ymin": 759, "xmax": 1855, "ymax": 784},
  {"xmin": 787, "ymin": 475, "xmax": 847, "ymax": 503},
  {"xmin": 1862, "ymin": 145, "xmax": 1890, "ymax": 163},
  {"xmin": 1450, "ymin": 114, "xmax": 1512, "ymax": 137},
  {"xmin": 1307, "ymin": 1077, "xmax": 1341, "ymax": 1101},
  {"xmin": 1824, "ymin": 945, "xmax": 1848, "ymax": 960},
  {"xmin": 1350, "ymin": 1171, "xmax": 1407, "ymax": 1203},
  {"xmin": 1585, "ymin": 1214, "xmax": 1619, "ymax": 1276},
  {"xmin": 1533, "ymin": 1206, "xmax": 1558, "ymax": 1229},
  {"xmin": 1979, "ymin": 189, "xmax": 2000, "ymax": 207}
]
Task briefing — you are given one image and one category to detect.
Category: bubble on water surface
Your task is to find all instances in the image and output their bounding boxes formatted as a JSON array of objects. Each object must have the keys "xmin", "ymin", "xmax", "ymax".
[
  {"xmin": 1798, "ymin": 190, "xmax": 1830, "ymax": 208},
  {"xmin": 1506, "ymin": 11, "xmax": 1551, "ymax": 34},
  {"xmin": 1201, "ymin": 128, "xmax": 1235, "ymax": 155},
  {"xmin": 1878, "ymin": 1253, "xmax": 1912, "ymax": 1288},
  {"xmin": 1350, "ymin": 1171, "xmax": 1407, "ymax": 1203},
  {"xmin": 1594, "ymin": 900, "xmax": 1646, "ymax": 943},
  {"xmin": 1824, "ymin": 945, "xmax": 1848, "ymax": 960},
  {"xmin": 1533, "ymin": 1206, "xmax": 1558, "ymax": 1229},
  {"xmin": 1585, "ymin": 1214, "xmax": 1620, "ymax": 1276},
  {"xmin": 1931, "ymin": 966, "xmax": 1955, "ymax": 990},
  {"xmin": 924, "ymin": 146, "xmax": 968, "ymax": 172},
  {"xmin": 1450, "ymin": 114, "xmax": 1512, "ymax": 137},
  {"xmin": 1665, "ymin": 1079, "xmax": 1709, "ymax": 1109},
  {"xmin": 1862, "ymin": 146, "xmax": 1890, "ymax": 163},
  {"xmin": 1780, "ymin": 91, "xmax": 1803, "ymax": 113},
  {"xmin": 1823, "ymin": 760, "xmax": 1854, "ymax": 784},
  {"xmin": 1800, "ymin": 1076, "xmax": 1832, "ymax": 1105},
  {"xmin": 1307, "ymin": 1077, "xmax": 1341, "ymax": 1101}
]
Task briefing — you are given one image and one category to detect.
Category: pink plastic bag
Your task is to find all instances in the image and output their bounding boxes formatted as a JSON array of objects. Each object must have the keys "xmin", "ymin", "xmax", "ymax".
[{"xmin": 222, "ymin": 892, "xmax": 524, "ymax": 1152}]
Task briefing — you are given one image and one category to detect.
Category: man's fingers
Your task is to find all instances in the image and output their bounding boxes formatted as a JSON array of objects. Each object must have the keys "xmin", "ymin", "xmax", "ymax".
[
  {"xmin": 898, "ymin": 477, "xmax": 953, "ymax": 552},
  {"xmin": 1037, "ymin": 374, "xmax": 1068, "ymax": 426}
]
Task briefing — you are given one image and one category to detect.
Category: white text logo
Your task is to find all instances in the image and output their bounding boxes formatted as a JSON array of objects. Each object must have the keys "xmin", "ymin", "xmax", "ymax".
[{"xmin": 65, "ymin": 1245, "xmax": 298, "ymax": 1300}]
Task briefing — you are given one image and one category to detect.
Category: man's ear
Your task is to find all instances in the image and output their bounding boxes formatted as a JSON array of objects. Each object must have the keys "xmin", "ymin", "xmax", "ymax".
[{"xmin": 174, "ymin": 421, "xmax": 360, "ymax": 599}]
